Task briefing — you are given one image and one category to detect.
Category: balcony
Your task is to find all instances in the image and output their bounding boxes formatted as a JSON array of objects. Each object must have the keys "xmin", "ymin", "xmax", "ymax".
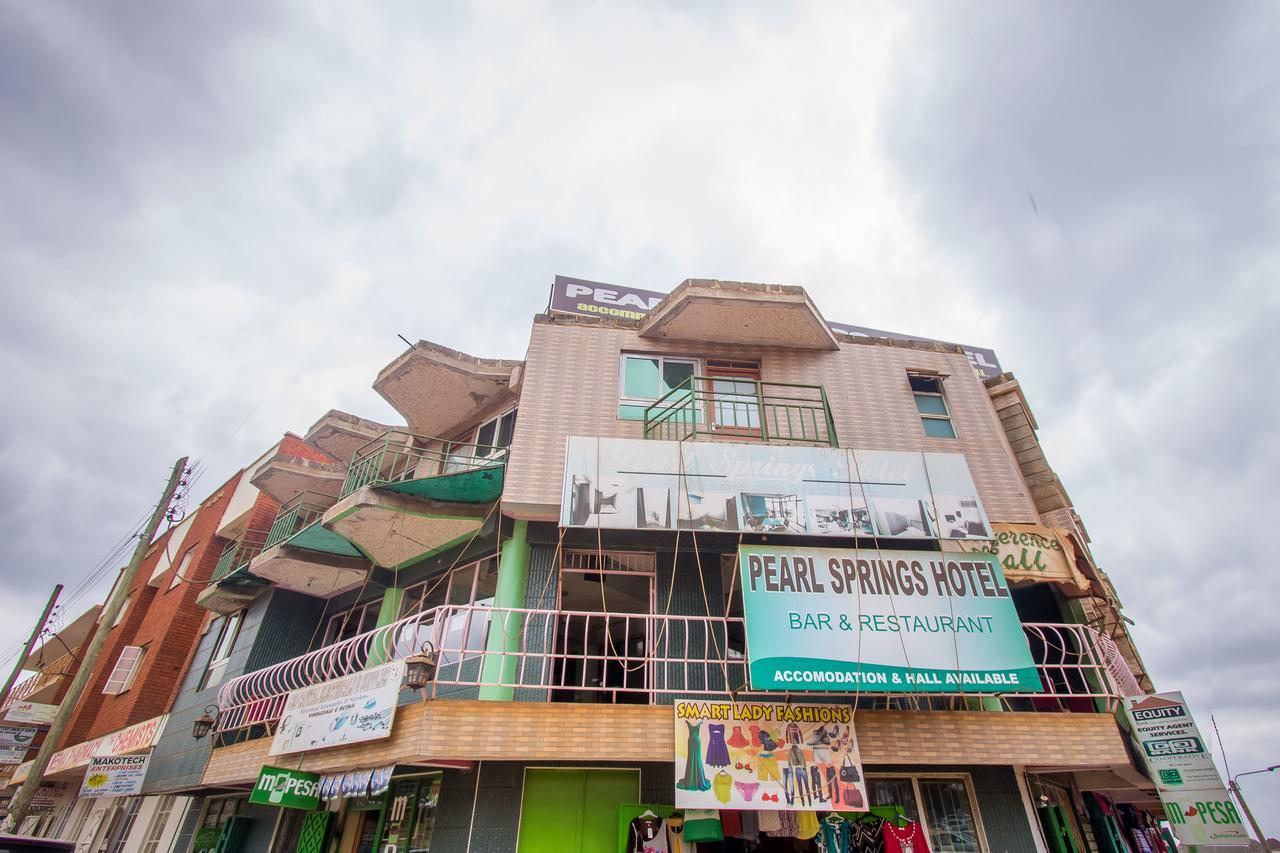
[
  {"xmin": 196, "ymin": 530, "xmax": 272, "ymax": 614},
  {"xmin": 213, "ymin": 609, "xmax": 1140, "ymax": 735},
  {"xmin": 248, "ymin": 492, "xmax": 370, "ymax": 598},
  {"xmin": 644, "ymin": 377, "xmax": 837, "ymax": 446},
  {"xmin": 319, "ymin": 432, "xmax": 505, "ymax": 570},
  {"xmin": 0, "ymin": 652, "xmax": 76, "ymax": 712}
]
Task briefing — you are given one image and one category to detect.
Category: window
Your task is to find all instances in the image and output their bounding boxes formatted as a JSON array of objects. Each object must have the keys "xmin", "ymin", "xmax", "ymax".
[
  {"xmin": 867, "ymin": 774, "xmax": 986, "ymax": 853},
  {"xmin": 474, "ymin": 408, "xmax": 517, "ymax": 457},
  {"xmin": 111, "ymin": 594, "xmax": 133, "ymax": 628},
  {"xmin": 99, "ymin": 797, "xmax": 142, "ymax": 853},
  {"xmin": 397, "ymin": 558, "xmax": 498, "ymax": 666},
  {"xmin": 909, "ymin": 373, "xmax": 956, "ymax": 438},
  {"xmin": 620, "ymin": 354, "xmax": 697, "ymax": 402},
  {"xmin": 322, "ymin": 599, "xmax": 384, "ymax": 647},
  {"xmin": 199, "ymin": 611, "xmax": 243, "ymax": 690},
  {"xmin": 137, "ymin": 796, "xmax": 175, "ymax": 853},
  {"xmin": 169, "ymin": 549, "xmax": 195, "ymax": 591},
  {"xmin": 102, "ymin": 645, "xmax": 146, "ymax": 695}
]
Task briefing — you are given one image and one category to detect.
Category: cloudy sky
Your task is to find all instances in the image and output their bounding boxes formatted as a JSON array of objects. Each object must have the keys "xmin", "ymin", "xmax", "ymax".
[{"xmin": 3, "ymin": 0, "xmax": 1277, "ymax": 833}]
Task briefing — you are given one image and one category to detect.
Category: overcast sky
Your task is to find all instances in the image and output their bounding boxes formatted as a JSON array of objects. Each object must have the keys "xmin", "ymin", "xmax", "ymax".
[{"xmin": 3, "ymin": 0, "xmax": 1277, "ymax": 834}]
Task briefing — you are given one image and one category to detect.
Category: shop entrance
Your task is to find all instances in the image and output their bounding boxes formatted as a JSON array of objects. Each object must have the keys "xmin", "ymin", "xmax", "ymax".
[
  {"xmin": 516, "ymin": 769, "xmax": 639, "ymax": 853},
  {"xmin": 553, "ymin": 552, "xmax": 655, "ymax": 704},
  {"xmin": 337, "ymin": 797, "xmax": 385, "ymax": 853}
]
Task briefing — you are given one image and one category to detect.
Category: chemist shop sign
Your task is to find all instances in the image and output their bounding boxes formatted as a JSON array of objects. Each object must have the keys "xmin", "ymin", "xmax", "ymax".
[
  {"xmin": 250, "ymin": 766, "xmax": 322, "ymax": 810},
  {"xmin": 674, "ymin": 701, "xmax": 866, "ymax": 813},
  {"xmin": 739, "ymin": 545, "xmax": 1040, "ymax": 693}
]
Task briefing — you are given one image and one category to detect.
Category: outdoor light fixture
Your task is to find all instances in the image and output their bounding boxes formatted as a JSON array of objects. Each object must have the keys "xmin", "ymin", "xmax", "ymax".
[
  {"xmin": 192, "ymin": 704, "xmax": 220, "ymax": 740},
  {"xmin": 403, "ymin": 643, "xmax": 438, "ymax": 691}
]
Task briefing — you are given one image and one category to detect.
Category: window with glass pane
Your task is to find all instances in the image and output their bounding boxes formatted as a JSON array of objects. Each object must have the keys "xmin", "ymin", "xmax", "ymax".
[
  {"xmin": 622, "ymin": 355, "xmax": 698, "ymax": 401},
  {"xmin": 408, "ymin": 777, "xmax": 442, "ymax": 851},
  {"xmin": 867, "ymin": 778, "xmax": 921, "ymax": 821},
  {"xmin": 138, "ymin": 796, "xmax": 175, "ymax": 853},
  {"xmin": 909, "ymin": 373, "xmax": 956, "ymax": 438},
  {"xmin": 923, "ymin": 417, "xmax": 957, "ymax": 438},
  {"xmin": 919, "ymin": 779, "xmax": 982, "ymax": 853},
  {"xmin": 496, "ymin": 410, "xmax": 517, "ymax": 448},
  {"xmin": 201, "ymin": 611, "xmax": 243, "ymax": 689}
]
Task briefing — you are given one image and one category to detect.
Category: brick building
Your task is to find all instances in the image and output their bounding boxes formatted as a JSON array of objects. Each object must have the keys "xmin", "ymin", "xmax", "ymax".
[{"xmin": 5, "ymin": 277, "xmax": 1175, "ymax": 852}]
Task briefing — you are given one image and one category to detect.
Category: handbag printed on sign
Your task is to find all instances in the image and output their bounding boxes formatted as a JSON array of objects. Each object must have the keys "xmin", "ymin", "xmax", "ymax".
[
  {"xmin": 839, "ymin": 753, "xmax": 860, "ymax": 783},
  {"xmin": 841, "ymin": 782, "xmax": 864, "ymax": 809}
]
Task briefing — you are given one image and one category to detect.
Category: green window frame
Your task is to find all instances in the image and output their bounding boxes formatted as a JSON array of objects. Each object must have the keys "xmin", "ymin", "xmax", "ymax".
[
  {"xmin": 619, "ymin": 354, "xmax": 698, "ymax": 420},
  {"xmin": 909, "ymin": 373, "xmax": 956, "ymax": 438}
]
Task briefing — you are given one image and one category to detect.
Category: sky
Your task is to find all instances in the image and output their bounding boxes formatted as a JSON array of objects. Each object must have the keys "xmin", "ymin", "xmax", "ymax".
[{"xmin": 2, "ymin": 0, "xmax": 1278, "ymax": 835}]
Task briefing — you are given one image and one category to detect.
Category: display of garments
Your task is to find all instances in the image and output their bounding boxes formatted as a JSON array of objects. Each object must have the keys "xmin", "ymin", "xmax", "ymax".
[
  {"xmin": 726, "ymin": 725, "xmax": 751, "ymax": 749},
  {"xmin": 628, "ymin": 815, "xmax": 669, "ymax": 853},
  {"xmin": 733, "ymin": 781, "xmax": 760, "ymax": 801},
  {"xmin": 705, "ymin": 723, "xmax": 732, "ymax": 768},
  {"xmin": 757, "ymin": 751, "xmax": 781, "ymax": 782},
  {"xmin": 797, "ymin": 811, "xmax": 821, "ymax": 840},
  {"xmin": 758, "ymin": 810, "xmax": 783, "ymax": 833},
  {"xmin": 849, "ymin": 818, "xmax": 886, "ymax": 853},
  {"xmin": 735, "ymin": 810, "xmax": 759, "ymax": 840},
  {"xmin": 677, "ymin": 721, "xmax": 711, "ymax": 791},
  {"xmin": 820, "ymin": 815, "xmax": 853, "ymax": 853},
  {"xmin": 683, "ymin": 810, "xmax": 724, "ymax": 843},
  {"xmin": 720, "ymin": 809, "xmax": 742, "ymax": 838},
  {"xmin": 713, "ymin": 770, "xmax": 733, "ymax": 804},
  {"xmin": 766, "ymin": 810, "xmax": 801, "ymax": 838},
  {"xmin": 882, "ymin": 820, "xmax": 930, "ymax": 853},
  {"xmin": 666, "ymin": 816, "xmax": 688, "ymax": 853}
]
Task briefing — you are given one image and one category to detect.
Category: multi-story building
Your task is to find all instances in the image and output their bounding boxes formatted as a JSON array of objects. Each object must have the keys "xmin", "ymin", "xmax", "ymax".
[{"xmin": 5, "ymin": 277, "xmax": 1169, "ymax": 853}]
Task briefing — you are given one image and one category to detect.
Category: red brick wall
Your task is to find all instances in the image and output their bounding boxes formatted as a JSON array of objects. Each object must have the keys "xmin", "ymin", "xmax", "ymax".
[
  {"xmin": 279, "ymin": 432, "xmax": 336, "ymax": 466},
  {"xmin": 62, "ymin": 469, "xmax": 253, "ymax": 746}
]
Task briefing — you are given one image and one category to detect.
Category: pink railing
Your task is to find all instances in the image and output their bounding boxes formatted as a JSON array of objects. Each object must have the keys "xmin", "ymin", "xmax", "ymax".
[
  {"xmin": 0, "ymin": 654, "xmax": 75, "ymax": 712},
  {"xmin": 214, "ymin": 607, "xmax": 1141, "ymax": 734}
]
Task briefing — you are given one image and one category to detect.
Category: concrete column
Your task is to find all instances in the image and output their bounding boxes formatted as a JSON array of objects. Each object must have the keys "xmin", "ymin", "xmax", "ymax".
[
  {"xmin": 367, "ymin": 586, "xmax": 405, "ymax": 666},
  {"xmin": 479, "ymin": 520, "xmax": 531, "ymax": 701}
]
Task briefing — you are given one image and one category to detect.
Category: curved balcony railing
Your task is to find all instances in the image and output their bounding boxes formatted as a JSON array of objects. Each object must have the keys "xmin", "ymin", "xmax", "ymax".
[
  {"xmin": 214, "ymin": 606, "xmax": 1142, "ymax": 735},
  {"xmin": 263, "ymin": 492, "xmax": 337, "ymax": 551},
  {"xmin": 0, "ymin": 653, "xmax": 77, "ymax": 711},
  {"xmin": 341, "ymin": 431, "xmax": 509, "ymax": 498}
]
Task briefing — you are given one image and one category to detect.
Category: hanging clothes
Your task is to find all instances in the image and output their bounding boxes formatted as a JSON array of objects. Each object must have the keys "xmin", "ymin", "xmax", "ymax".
[
  {"xmin": 677, "ymin": 721, "xmax": 712, "ymax": 792},
  {"xmin": 628, "ymin": 814, "xmax": 669, "ymax": 853},
  {"xmin": 882, "ymin": 820, "xmax": 930, "ymax": 853},
  {"xmin": 734, "ymin": 810, "xmax": 759, "ymax": 840},
  {"xmin": 719, "ymin": 810, "xmax": 742, "ymax": 838},
  {"xmin": 766, "ymin": 811, "xmax": 801, "ymax": 838},
  {"xmin": 796, "ymin": 811, "xmax": 821, "ymax": 840},
  {"xmin": 683, "ymin": 810, "xmax": 724, "ymax": 844},
  {"xmin": 848, "ymin": 817, "xmax": 886, "ymax": 853},
  {"xmin": 666, "ymin": 816, "xmax": 688, "ymax": 853},
  {"xmin": 820, "ymin": 815, "xmax": 853, "ymax": 853},
  {"xmin": 705, "ymin": 723, "xmax": 731, "ymax": 768},
  {"xmin": 758, "ymin": 810, "xmax": 783, "ymax": 833}
]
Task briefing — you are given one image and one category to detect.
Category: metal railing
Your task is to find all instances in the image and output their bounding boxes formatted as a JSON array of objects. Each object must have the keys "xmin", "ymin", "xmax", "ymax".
[
  {"xmin": 263, "ymin": 492, "xmax": 337, "ymax": 550},
  {"xmin": 214, "ymin": 608, "xmax": 1138, "ymax": 734},
  {"xmin": 0, "ymin": 653, "xmax": 76, "ymax": 711},
  {"xmin": 341, "ymin": 430, "xmax": 509, "ymax": 498},
  {"xmin": 644, "ymin": 377, "xmax": 837, "ymax": 446},
  {"xmin": 212, "ymin": 530, "xmax": 270, "ymax": 581}
]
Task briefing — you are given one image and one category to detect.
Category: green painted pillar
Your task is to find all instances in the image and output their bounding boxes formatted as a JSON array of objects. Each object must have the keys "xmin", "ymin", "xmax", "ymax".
[
  {"xmin": 367, "ymin": 586, "xmax": 405, "ymax": 666},
  {"xmin": 479, "ymin": 520, "xmax": 531, "ymax": 700}
]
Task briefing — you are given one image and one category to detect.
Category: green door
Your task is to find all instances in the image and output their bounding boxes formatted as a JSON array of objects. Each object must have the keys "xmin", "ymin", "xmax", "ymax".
[
  {"xmin": 517, "ymin": 769, "xmax": 639, "ymax": 853},
  {"xmin": 1037, "ymin": 805, "xmax": 1081, "ymax": 853}
]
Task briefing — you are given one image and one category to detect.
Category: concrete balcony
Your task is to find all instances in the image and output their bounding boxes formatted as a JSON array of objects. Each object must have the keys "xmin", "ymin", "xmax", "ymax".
[
  {"xmin": 0, "ymin": 652, "xmax": 77, "ymax": 712},
  {"xmin": 247, "ymin": 491, "xmax": 371, "ymax": 598},
  {"xmin": 319, "ymin": 431, "xmax": 505, "ymax": 571},
  {"xmin": 196, "ymin": 530, "xmax": 272, "ymax": 614},
  {"xmin": 249, "ymin": 442, "xmax": 346, "ymax": 504},
  {"xmin": 638, "ymin": 280, "xmax": 839, "ymax": 350},
  {"xmin": 373, "ymin": 341, "xmax": 522, "ymax": 437},
  {"xmin": 303, "ymin": 409, "xmax": 395, "ymax": 467}
]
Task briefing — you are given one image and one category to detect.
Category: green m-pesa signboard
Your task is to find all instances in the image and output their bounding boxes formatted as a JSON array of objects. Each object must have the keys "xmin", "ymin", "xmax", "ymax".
[{"xmin": 739, "ymin": 545, "xmax": 1041, "ymax": 692}]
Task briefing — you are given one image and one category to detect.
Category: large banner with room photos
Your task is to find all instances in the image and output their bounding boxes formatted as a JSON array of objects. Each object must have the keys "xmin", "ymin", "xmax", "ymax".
[
  {"xmin": 560, "ymin": 437, "xmax": 992, "ymax": 540},
  {"xmin": 674, "ymin": 701, "xmax": 867, "ymax": 812},
  {"xmin": 738, "ymin": 545, "xmax": 1041, "ymax": 693}
]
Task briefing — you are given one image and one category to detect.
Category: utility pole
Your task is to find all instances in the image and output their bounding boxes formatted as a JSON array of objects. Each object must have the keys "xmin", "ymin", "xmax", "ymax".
[
  {"xmin": 0, "ymin": 585, "xmax": 63, "ymax": 711},
  {"xmin": 3, "ymin": 458, "xmax": 188, "ymax": 832},
  {"xmin": 1229, "ymin": 768, "xmax": 1277, "ymax": 850}
]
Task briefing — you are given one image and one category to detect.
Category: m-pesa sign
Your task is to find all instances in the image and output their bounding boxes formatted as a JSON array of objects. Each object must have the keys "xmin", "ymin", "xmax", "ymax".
[
  {"xmin": 250, "ymin": 766, "xmax": 322, "ymax": 810},
  {"xmin": 9, "ymin": 713, "xmax": 167, "ymax": 784}
]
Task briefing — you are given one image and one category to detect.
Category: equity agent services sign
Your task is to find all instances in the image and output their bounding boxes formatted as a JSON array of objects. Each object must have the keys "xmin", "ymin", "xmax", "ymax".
[
  {"xmin": 250, "ymin": 766, "xmax": 322, "ymax": 810},
  {"xmin": 738, "ymin": 545, "xmax": 1040, "ymax": 693}
]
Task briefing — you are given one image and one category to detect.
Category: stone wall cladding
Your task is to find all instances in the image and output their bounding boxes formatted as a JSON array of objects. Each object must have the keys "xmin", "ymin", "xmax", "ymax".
[{"xmin": 504, "ymin": 319, "xmax": 1038, "ymax": 523}]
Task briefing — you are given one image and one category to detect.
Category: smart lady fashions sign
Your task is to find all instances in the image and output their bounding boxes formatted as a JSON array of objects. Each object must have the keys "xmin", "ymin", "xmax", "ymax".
[
  {"xmin": 673, "ymin": 701, "xmax": 866, "ymax": 812},
  {"xmin": 738, "ymin": 545, "xmax": 1040, "ymax": 692}
]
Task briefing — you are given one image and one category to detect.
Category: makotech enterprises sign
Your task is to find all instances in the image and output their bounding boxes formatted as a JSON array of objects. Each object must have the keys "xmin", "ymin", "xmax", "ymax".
[
  {"xmin": 250, "ymin": 766, "xmax": 322, "ymax": 810},
  {"xmin": 739, "ymin": 545, "xmax": 1040, "ymax": 692}
]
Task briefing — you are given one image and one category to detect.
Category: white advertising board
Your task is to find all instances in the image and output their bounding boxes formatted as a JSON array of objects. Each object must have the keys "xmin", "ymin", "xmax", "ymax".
[
  {"xmin": 270, "ymin": 660, "xmax": 406, "ymax": 756},
  {"xmin": 79, "ymin": 754, "xmax": 151, "ymax": 798}
]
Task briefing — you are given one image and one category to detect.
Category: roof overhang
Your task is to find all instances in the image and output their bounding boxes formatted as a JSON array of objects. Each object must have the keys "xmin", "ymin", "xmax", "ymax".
[
  {"xmin": 373, "ymin": 341, "xmax": 522, "ymax": 436},
  {"xmin": 638, "ymin": 279, "xmax": 839, "ymax": 350},
  {"xmin": 21, "ymin": 606, "xmax": 101, "ymax": 671},
  {"xmin": 304, "ymin": 410, "xmax": 395, "ymax": 466}
]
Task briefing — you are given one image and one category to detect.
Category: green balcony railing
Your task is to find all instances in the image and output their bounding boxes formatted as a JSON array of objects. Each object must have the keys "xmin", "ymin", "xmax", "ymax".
[
  {"xmin": 341, "ymin": 430, "xmax": 510, "ymax": 499},
  {"xmin": 263, "ymin": 491, "xmax": 336, "ymax": 550},
  {"xmin": 212, "ymin": 530, "xmax": 269, "ymax": 581},
  {"xmin": 644, "ymin": 377, "xmax": 838, "ymax": 446}
]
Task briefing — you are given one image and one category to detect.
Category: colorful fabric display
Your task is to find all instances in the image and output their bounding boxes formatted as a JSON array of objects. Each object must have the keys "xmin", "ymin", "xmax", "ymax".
[
  {"xmin": 683, "ymin": 809, "xmax": 724, "ymax": 843},
  {"xmin": 665, "ymin": 816, "xmax": 688, "ymax": 853},
  {"xmin": 758, "ymin": 810, "xmax": 783, "ymax": 833},
  {"xmin": 797, "ymin": 811, "xmax": 821, "ymax": 840},
  {"xmin": 627, "ymin": 814, "xmax": 668, "ymax": 853},
  {"xmin": 882, "ymin": 819, "xmax": 930, "ymax": 853}
]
